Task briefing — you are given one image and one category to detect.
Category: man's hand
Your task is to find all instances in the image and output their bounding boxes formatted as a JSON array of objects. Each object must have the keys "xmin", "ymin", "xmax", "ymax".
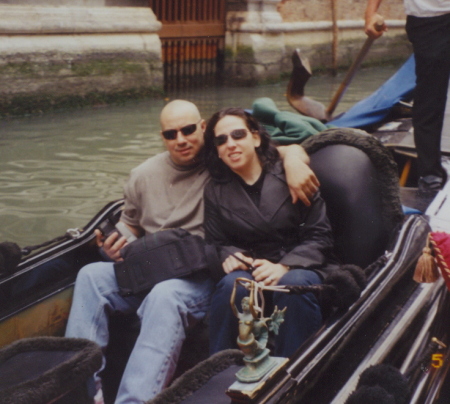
[
  {"xmin": 95, "ymin": 229, "xmax": 128, "ymax": 262},
  {"xmin": 365, "ymin": 12, "xmax": 387, "ymax": 39},
  {"xmin": 222, "ymin": 252, "xmax": 254, "ymax": 274},
  {"xmin": 252, "ymin": 259, "xmax": 289, "ymax": 286},
  {"xmin": 278, "ymin": 144, "xmax": 320, "ymax": 206},
  {"xmin": 364, "ymin": 0, "xmax": 386, "ymax": 39},
  {"xmin": 286, "ymin": 160, "xmax": 320, "ymax": 206}
]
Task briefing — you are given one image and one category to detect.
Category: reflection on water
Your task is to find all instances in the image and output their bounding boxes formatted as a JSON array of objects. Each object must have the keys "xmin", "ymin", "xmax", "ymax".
[{"xmin": 0, "ymin": 63, "xmax": 406, "ymax": 246}]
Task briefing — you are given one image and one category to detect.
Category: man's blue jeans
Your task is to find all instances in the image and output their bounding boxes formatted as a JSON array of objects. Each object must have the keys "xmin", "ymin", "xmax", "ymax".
[
  {"xmin": 65, "ymin": 261, "xmax": 214, "ymax": 404},
  {"xmin": 209, "ymin": 269, "xmax": 322, "ymax": 358}
]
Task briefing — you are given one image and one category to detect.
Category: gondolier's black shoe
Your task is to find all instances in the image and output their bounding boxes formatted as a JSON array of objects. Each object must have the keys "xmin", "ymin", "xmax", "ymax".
[
  {"xmin": 413, "ymin": 174, "xmax": 446, "ymax": 212},
  {"xmin": 418, "ymin": 175, "xmax": 445, "ymax": 196}
]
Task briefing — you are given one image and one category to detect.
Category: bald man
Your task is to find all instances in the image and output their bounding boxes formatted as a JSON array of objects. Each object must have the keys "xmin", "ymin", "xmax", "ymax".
[{"xmin": 65, "ymin": 100, "xmax": 319, "ymax": 404}]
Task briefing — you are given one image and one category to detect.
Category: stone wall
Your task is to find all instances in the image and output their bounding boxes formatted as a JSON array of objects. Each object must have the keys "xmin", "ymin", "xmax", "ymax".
[
  {"xmin": 278, "ymin": 0, "xmax": 405, "ymax": 22},
  {"xmin": 0, "ymin": 0, "xmax": 412, "ymax": 114},
  {"xmin": 0, "ymin": 6, "xmax": 163, "ymax": 116},
  {"xmin": 224, "ymin": 0, "xmax": 411, "ymax": 85},
  {"xmin": 0, "ymin": 0, "xmax": 148, "ymax": 6},
  {"xmin": 0, "ymin": 0, "xmax": 104, "ymax": 5}
]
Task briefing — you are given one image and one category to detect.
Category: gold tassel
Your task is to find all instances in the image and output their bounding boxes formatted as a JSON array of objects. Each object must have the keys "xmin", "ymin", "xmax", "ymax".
[{"xmin": 413, "ymin": 234, "xmax": 440, "ymax": 283}]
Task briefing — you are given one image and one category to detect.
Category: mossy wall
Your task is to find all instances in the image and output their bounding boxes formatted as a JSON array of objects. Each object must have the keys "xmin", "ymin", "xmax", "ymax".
[
  {"xmin": 224, "ymin": 29, "xmax": 411, "ymax": 86},
  {"xmin": 0, "ymin": 1, "xmax": 412, "ymax": 113},
  {"xmin": 0, "ymin": 51, "xmax": 163, "ymax": 116},
  {"xmin": 0, "ymin": 6, "xmax": 163, "ymax": 116},
  {"xmin": 224, "ymin": 0, "xmax": 411, "ymax": 85}
]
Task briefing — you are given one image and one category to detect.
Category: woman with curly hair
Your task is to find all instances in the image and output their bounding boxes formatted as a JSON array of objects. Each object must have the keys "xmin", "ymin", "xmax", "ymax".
[{"xmin": 203, "ymin": 107, "xmax": 338, "ymax": 357}]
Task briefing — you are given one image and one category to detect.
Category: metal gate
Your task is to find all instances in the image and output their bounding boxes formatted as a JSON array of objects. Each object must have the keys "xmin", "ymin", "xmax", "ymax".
[{"xmin": 149, "ymin": 0, "xmax": 226, "ymax": 90}]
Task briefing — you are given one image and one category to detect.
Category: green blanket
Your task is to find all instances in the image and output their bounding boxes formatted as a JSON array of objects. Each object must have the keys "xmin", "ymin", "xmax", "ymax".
[{"xmin": 252, "ymin": 97, "xmax": 334, "ymax": 145}]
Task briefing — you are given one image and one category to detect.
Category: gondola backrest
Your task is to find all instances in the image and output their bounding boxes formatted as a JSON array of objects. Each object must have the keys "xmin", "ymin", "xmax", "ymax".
[{"xmin": 304, "ymin": 129, "xmax": 404, "ymax": 268}]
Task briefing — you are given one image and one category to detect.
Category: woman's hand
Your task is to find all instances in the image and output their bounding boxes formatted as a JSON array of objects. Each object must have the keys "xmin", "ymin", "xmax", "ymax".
[
  {"xmin": 95, "ymin": 229, "xmax": 128, "ymax": 262},
  {"xmin": 222, "ymin": 252, "xmax": 254, "ymax": 274},
  {"xmin": 252, "ymin": 259, "xmax": 289, "ymax": 286}
]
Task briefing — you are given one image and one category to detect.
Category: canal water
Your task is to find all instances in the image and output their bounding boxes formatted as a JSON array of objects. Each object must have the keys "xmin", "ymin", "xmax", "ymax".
[{"xmin": 0, "ymin": 63, "xmax": 405, "ymax": 247}]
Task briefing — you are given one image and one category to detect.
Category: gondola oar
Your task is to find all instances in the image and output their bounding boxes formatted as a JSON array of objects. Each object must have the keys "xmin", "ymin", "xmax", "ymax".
[
  {"xmin": 287, "ymin": 19, "xmax": 384, "ymax": 122},
  {"xmin": 327, "ymin": 18, "xmax": 385, "ymax": 118}
]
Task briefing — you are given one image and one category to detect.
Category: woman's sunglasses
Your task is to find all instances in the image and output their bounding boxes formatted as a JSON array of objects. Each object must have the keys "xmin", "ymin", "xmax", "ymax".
[
  {"xmin": 213, "ymin": 129, "xmax": 250, "ymax": 147},
  {"xmin": 162, "ymin": 119, "xmax": 202, "ymax": 140}
]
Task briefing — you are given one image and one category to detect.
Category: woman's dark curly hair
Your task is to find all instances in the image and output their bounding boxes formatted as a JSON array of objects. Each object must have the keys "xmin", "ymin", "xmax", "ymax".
[{"xmin": 204, "ymin": 107, "xmax": 279, "ymax": 180}]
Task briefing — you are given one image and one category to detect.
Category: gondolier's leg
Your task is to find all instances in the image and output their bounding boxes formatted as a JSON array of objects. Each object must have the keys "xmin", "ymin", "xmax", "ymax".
[
  {"xmin": 406, "ymin": 13, "xmax": 450, "ymax": 190},
  {"xmin": 115, "ymin": 274, "xmax": 214, "ymax": 404}
]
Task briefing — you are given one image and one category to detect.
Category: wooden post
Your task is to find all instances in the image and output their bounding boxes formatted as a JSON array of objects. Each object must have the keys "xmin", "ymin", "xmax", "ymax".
[{"xmin": 331, "ymin": 0, "xmax": 338, "ymax": 76}]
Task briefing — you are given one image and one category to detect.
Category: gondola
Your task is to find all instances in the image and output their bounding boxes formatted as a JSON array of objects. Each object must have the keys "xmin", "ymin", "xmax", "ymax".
[{"xmin": 1, "ymin": 56, "xmax": 449, "ymax": 404}]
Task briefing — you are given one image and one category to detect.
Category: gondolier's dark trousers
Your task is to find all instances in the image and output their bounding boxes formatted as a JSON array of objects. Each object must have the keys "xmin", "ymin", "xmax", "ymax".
[{"xmin": 406, "ymin": 13, "xmax": 450, "ymax": 180}]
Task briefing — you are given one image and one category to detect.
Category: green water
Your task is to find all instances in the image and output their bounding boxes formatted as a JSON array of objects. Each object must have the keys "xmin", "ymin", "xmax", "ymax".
[{"xmin": 0, "ymin": 62, "xmax": 406, "ymax": 246}]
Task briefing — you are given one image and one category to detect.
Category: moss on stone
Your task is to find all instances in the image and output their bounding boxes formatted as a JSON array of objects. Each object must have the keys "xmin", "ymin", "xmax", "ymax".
[
  {"xmin": 0, "ymin": 58, "xmax": 150, "ymax": 79},
  {"xmin": 0, "ymin": 87, "xmax": 165, "ymax": 118},
  {"xmin": 224, "ymin": 47, "xmax": 234, "ymax": 60},
  {"xmin": 235, "ymin": 45, "xmax": 255, "ymax": 63},
  {"xmin": 223, "ymin": 45, "xmax": 255, "ymax": 63},
  {"xmin": 71, "ymin": 59, "xmax": 146, "ymax": 77},
  {"xmin": 0, "ymin": 62, "xmax": 37, "ymax": 77}
]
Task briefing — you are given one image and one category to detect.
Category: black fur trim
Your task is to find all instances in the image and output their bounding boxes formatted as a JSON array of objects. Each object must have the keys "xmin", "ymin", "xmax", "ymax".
[
  {"xmin": 0, "ymin": 337, "xmax": 102, "ymax": 404},
  {"xmin": 341, "ymin": 264, "xmax": 367, "ymax": 290},
  {"xmin": 323, "ymin": 269, "xmax": 361, "ymax": 310},
  {"xmin": 357, "ymin": 364, "xmax": 410, "ymax": 404},
  {"xmin": 346, "ymin": 385, "xmax": 396, "ymax": 404},
  {"xmin": 345, "ymin": 364, "xmax": 410, "ymax": 404},
  {"xmin": 146, "ymin": 349, "xmax": 244, "ymax": 404},
  {"xmin": 0, "ymin": 242, "xmax": 22, "ymax": 276}
]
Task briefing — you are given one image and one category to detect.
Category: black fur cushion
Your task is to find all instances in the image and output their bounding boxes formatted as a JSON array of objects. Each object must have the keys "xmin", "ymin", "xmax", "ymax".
[
  {"xmin": 147, "ymin": 349, "xmax": 244, "ymax": 404},
  {"xmin": 0, "ymin": 337, "xmax": 102, "ymax": 404}
]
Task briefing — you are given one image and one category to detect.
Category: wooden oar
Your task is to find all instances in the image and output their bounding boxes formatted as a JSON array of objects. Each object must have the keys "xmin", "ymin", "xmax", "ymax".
[
  {"xmin": 287, "ymin": 19, "xmax": 384, "ymax": 121},
  {"xmin": 326, "ymin": 19, "xmax": 384, "ymax": 117}
]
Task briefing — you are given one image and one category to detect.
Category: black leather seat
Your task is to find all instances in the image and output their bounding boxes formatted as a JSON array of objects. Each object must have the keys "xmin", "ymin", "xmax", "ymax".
[{"xmin": 303, "ymin": 128, "xmax": 404, "ymax": 268}]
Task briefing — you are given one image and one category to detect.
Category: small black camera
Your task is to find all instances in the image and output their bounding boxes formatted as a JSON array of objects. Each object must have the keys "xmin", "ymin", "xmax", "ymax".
[
  {"xmin": 98, "ymin": 217, "xmax": 123, "ymax": 239},
  {"xmin": 97, "ymin": 217, "xmax": 137, "ymax": 243}
]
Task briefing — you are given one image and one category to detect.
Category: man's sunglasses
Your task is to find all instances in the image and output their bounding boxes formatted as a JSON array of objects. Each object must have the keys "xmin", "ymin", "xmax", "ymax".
[
  {"xmin": 213, "ymin": 129, "xmax": 250, "ymax": 147},
  {"xmin": 162, "ymin": 119, "xmax": 202, "ymax": 140}
]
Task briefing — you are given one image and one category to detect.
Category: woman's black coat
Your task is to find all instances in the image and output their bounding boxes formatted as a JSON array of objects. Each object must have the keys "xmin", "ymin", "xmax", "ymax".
[{"xmin": 204, "ymin": 163, "xmax": 338, "ymax": 283}]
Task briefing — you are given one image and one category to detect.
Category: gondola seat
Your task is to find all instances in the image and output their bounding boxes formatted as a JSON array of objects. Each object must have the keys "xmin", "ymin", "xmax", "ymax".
[
  {"xmin": 302, "ymin": 128, "xmax": 404, "ymax": 267},
  {"xmin": 146, "ymin": 128, "xmax": 406, "ymax": 404},
  {"xmin": 0, "ymin": 337, "xmax": 102, "ymax": 404}
]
